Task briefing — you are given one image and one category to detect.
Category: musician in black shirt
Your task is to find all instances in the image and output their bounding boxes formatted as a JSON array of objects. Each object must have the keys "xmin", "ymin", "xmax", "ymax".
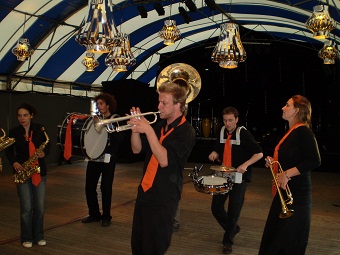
[
  {"xmin": 81, "ymin": 93, "xmax": 123, "ymax": 227},
  {"xmin": 130, "ymin": 82, "xmax": 196, "ymax": 254},
  {"xmin": 208, "ymin": 107, "xmax": 263, "ymax": 254}
]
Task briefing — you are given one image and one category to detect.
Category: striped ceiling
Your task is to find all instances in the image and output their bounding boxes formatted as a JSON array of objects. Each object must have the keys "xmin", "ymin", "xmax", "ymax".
[{"xmin": 0, "ymin": 0, "xmax": 339, "ymax": 97}]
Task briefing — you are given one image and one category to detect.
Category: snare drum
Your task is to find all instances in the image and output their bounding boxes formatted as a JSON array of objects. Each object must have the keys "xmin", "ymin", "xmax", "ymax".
[
  {"xmin": 194, "ymin": 175, "xmax": 233, "ymax": 195},
  {"xmin": 57, "ymin": 113, "xmax": 108, "ymax": 160}
]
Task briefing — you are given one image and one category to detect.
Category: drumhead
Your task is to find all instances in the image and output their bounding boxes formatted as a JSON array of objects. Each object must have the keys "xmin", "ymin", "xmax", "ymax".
[
  {"xmin": 202, "ymin": 176, "xmax": 229, "ymax": 185},
  {"xmin": 83, "ymin": 117, "xmax": 108, "ymax": 160}
]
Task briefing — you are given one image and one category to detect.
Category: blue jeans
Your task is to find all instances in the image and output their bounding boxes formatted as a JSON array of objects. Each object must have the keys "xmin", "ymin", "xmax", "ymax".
[{"xmin": 16, "ymin": 176, "xmax": 46, "ymax": 243}]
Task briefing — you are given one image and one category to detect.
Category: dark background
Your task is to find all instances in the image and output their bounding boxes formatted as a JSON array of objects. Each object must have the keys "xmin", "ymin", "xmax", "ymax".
[
  {"xmin": 1, "ymin": 40, "xmax": 339, "ymax": 173},
  {"xmin": 103, "ymin": 39, "xmax": 340, "ymax": 172}
]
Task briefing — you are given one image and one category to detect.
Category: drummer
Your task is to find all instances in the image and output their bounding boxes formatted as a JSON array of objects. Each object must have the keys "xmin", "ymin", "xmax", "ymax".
[
  {"xmin": 208, "ymin": 106, "xmax": 263, "ymax": 254},
  {"xmin": 81, "ymin": 93, "xmax": 124, "ymax": 227}
]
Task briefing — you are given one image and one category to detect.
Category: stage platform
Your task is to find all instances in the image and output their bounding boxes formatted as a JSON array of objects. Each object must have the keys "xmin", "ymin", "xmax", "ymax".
[{"xmin": 0, "ymin": 161, "xmax": 339, "ymax": 255}]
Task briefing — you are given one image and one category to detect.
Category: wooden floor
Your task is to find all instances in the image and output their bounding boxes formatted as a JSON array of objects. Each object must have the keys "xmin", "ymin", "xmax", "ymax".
[{"xmin": 0, "ymin": 160, "xmax": 339, "ymax": 255}]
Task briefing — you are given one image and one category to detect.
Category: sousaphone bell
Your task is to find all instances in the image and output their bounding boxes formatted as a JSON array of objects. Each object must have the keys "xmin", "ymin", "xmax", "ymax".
[{"xmin": 156, "ymin": 63, "xmax": 201, "ymax": 104}]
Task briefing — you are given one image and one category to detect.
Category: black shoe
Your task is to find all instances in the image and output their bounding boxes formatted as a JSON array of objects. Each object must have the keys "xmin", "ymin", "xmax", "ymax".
[
  {"xmin": 232, "ymin": 225, "xmax": 241, "ymax": 238},
  {"xmin": 222, "ymin": 244, "xmax": 232, "ymax": 254},
  {"xmin": 81, "ymin": 216, "xmax": 101, "ymax": 223},
  {"xmin": 101, "ymin": 220, "xmax": 111, "ymax": 227}
]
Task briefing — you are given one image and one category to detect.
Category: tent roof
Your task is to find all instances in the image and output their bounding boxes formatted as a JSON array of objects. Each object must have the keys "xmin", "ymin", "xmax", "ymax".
[{"xmin": 0, "ymin": 0, "xmax": 339, "ymax": 97}]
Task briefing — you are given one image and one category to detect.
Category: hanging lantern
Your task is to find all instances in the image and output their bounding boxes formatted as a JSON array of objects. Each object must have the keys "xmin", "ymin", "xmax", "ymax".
[
  {"xmin": 82, "ymin": 52, "xmax": 99, "ymax": 71},
  {"xmin": 318, "ymin": 40, "xmax": 340, "ymax": 64},
  {"xmin": 12, "ymin": 38, "xmax": 34, "ymax": 61},
  {"xmin": 158, "ymin": 20, "xmax": 181, "ymax": 45},
  {"xmin": 105, "ymin": 32, "xmax": 136, "ymax": 72},
  {"xmin": 305, "ymin": 5, "xmax": 336, "ymax": 40},
  {"xmin": 211, "ymin": 23, "xmax": 247, "ymax": 69},
  {"xmin": 75, "ymin": 0, "xmax": 117, "ymax": 53}
]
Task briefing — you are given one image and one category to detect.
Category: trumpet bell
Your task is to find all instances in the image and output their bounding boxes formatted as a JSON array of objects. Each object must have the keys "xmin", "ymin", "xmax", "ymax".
[
  {"xmin": 280, "ymin": 209, "xmax": 294, "ymax": 219},
  {"xmin": 156, "ymin": 63, "xmax": 201, "ymax": 103}
]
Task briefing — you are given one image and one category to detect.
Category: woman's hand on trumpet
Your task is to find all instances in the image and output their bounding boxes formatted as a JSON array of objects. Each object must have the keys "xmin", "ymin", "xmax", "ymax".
[
  {"xmin": 276, "ymin": 171, "xmax": 290, "ymax": 190},
  {"xmin": 265, "ymin": 156, "xmax": 289, "ymax": 190}
]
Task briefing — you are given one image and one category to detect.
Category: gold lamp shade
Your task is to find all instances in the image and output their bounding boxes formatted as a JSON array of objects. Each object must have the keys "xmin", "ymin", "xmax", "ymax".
[
  {"xmin": 75, "ymin": 0, "xmax": 117, "ymax": 53},
  {"xmin": 318, "ymin": 40, "xmax": 340, "ymax": 64},
  {"xmin": 82, "ymin": 52, "xmax": 99, "ymax": 71},
  {"xmin": 305, "ymin": 5, "xmax": 336, "ymax": 40},
  {"xmin": 211, "ymin": 23, "xmax": 247, "ymax": 69},
  {"xmin": 105, "ymin": 32, "xmax": 136, "ymax": 72},
  {"xmin": 158, "ymin": 20, "xmax": 181, "ymax": 45},
  {"xmin": 12, "ymin": 38, "xmax": 34, "ymax": 61}
]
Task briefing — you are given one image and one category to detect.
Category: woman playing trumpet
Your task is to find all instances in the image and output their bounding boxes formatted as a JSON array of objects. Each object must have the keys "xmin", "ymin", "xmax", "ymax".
[{"xmin": 259, "ymin": 95, "xmax": 321, "ymax": 255}]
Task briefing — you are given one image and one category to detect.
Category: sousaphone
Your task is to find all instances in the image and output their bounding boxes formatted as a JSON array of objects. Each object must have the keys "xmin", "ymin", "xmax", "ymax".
[{"xmin": 156, "ymin": 63, "xmax": 201, "ymax": 103}]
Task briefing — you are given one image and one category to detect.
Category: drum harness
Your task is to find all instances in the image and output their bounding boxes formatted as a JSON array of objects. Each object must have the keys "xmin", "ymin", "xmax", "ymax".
[{"xmin": 219, "ymin": 126, "xmax": 246, "ymax": 145}]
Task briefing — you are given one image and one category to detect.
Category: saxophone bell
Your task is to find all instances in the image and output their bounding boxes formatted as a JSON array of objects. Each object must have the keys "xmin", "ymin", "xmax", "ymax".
[{"xmin": 0, "ymin": 128, "xmax": 15, "ymax": 173}]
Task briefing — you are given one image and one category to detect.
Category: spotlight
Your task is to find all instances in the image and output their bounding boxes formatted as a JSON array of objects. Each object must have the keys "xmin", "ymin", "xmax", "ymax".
[
  {"xmin": 204, "ymin": 0, "xmax": 216, "ymax": 10},
  {"xmin": 178, "ymin": 6, "xmax": 192, "ymax": 24},
  {"xmin": 154, "ymin": 2, "xmax": 165, "ymax": 16},
  {"xmin": 183, "ymin": 0, "xmax": 197, "ymax": 12},
  {"xmin": 137, "ymin": 6, "xmax": 147, "ymax": 18}
]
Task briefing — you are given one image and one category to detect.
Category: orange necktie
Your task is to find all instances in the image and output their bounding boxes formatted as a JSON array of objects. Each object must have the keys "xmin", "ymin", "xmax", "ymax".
[
  {"xmin": 223, "ymin": 134, "xmax": 232, "ymax": 167},
  {"xmin": 63, "ymin": 114, "xmax": 88, "ymax": 160},
  {"xmin": 141, "ymin": 116, "xmax": 186, "ymax": 192},
  {"xmin": 271, "ymin": 122, "xmax": 305, "ymax": 196},
  {"xmin": 27, "ymin": 131, "xmax": 41, "ymax": 186}
]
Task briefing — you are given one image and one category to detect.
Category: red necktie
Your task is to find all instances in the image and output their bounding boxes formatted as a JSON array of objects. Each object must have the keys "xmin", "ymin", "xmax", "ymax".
[
  {"xmin": 141, "ymin": 116, "xmax": 186, "ymax": 192},
  {"xmin": 271, "ymin": 122, "xmax": 305, "ymax": 196},
  {"xmin": 27, "ymin": 131, "xmax": 41, "ymax": 186},
  {"xmin": 63, "ymin": 114, "xmax": 88, "ymax": 160},
  {"xmin": 223, "ymin": 134, "xmax": 232, "ymax": 167}
]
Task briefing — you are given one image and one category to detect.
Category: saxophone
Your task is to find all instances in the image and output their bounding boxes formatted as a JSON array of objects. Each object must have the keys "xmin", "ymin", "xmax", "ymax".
[
  {"xmin": 0, "ymin": 128, "xmax": 15, "ymax": 151},
  {"xmin": 0, "ymin": 128, "xmax": 16, "ymax": 173},
  {"xmin": 13, "ymin": 128, "xmax": 49, "ymax": 184}
]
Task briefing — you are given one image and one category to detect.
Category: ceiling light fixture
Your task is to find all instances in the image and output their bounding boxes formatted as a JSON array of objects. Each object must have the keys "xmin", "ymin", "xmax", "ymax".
[
  {"xmin": 75, "ymin": 0, "xmax": 118, "ymax": 53},
  {"xmin": 137, "ymin": 6, "xmax": 148, "ymax": 18},
  {"xmin": 204, "ymin": 0, "xmax": 217, "ymax": 10},
  {"xmin": 82, "ymin": 52, "xmax": 99, "ymax": 72},
  {"xmin": 318, "ymin": 40, "xmax": 340, "ymax": 64},
  {"xmin": 305, "ymin": 5, "xmax": 336, "ymax": 39},
  {"xmin": 154, "ymin": 2, "xmax": 165, "ymax": 16},
  {"xmin": 211, "ymin": 23, "xmax": 247, "ymax": 69},
  {"xmin": 12, "ymin": 14, "xmax": 34, "ymax": 61},
  {"xmin": 12, "ymin": 38, "xmax": 34, "ymax": 61},
  {"xmin": 159, "ymin": 20, "xmax": 181, "ymax": 46},
  {"xmin": 178, "ymin": 6, "xmax": 192, "ymax": 24},
  {"xmin": 105, "ymin": 32, "xmax": 136, "ymax": 72},
  {"xmin": 183, "ymin": 0, "xmax": 197, "ymax": 12}
]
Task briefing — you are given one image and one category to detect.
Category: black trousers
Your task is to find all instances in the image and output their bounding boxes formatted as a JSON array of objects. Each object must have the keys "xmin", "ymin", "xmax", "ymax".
[
  {"xmin": 131, "ymin": 199, "xmax": 178, "ymax": 255},
  {"xmin": 211, "ymin": 181, "xmax": 247, "ymax": 245},
  {"xmin": 259, "ymin": 194, "xmax": 311, "ymax": 255},
  {"xmin": 85, "ymin": 160, "xmax": 116, "ymax": 221}
]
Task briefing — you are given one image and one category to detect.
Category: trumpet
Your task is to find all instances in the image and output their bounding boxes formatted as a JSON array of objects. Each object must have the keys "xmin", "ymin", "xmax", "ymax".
[
  {"xmin": 267, "ymin": 159, "xmax": 294, "ymax": 219},
  {"xmin": 93, "ymin": 111, "xmax": 160, "ymax": 133}
]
